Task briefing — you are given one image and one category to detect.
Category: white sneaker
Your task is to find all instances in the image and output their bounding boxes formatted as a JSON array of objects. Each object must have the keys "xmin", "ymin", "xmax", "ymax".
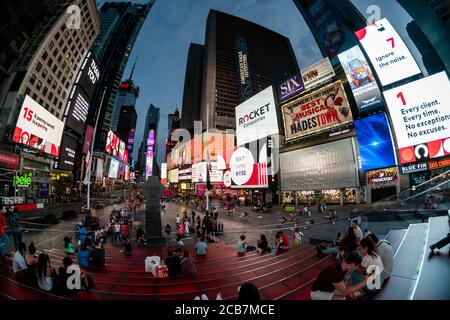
[
  {"xmin": 216, "ymin": 293, "xmax": 223, "ymax": 300},
  {"xmin": 194, "ymin": 296, "xmax": 200, "ymax": 300},
  {"xmin": 201, "ymin": 294, "xmax": 209, "ymax": 300}
]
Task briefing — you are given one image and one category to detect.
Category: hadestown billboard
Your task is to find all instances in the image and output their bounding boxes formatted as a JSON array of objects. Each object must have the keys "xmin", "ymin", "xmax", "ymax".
[{"xmin": 235, "ymin": 86, "xmax": 279, "ymax": 146}]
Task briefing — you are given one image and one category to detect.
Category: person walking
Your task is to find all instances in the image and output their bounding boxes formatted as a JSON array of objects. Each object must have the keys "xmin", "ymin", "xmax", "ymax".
[
  {"xmin": 0, "ymin": 208, "xmax": 10, "ymax": 257},
  {"xmin": 10, "ymin": 208, "xmax": 23, "ymax": 251}
]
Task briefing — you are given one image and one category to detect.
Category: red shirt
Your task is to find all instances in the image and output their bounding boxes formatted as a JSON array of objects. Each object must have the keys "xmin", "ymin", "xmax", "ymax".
[
  {"xmin": 121, "ymin": 223, "xmax": 129, "ymax": 237},
  {"xmin": 282, "ymin": 235, "xmax": 290, "ymax": 247},
  {"xmin": 0, "ymin": 214, "xmax": 5, "ymax": 235}
]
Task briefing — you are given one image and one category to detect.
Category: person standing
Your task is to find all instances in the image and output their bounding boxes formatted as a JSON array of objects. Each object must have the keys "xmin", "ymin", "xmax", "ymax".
[
  {"xmin": 164, "ymin": 224, "xmax": 172, "ymax": 245},
  {"xmin": 10, "ymin": 208, "xmax": 23, "ymax": 251},
  {"xmin": 0, "ymin": 208, "xmax": 10, "ymax": 257},
  {"xmin": 184, "ymin": 219, "xmax": 190, "ymax": 237},
  {"xmin": 352, "ymin": 220, "xmax": 363, "ymax": 244}
]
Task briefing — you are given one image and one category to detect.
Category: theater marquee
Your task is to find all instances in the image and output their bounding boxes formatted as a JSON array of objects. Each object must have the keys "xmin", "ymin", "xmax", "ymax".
[{"xmin": 281, "ymin": 80, "xmax": 353, "ymax": 141}]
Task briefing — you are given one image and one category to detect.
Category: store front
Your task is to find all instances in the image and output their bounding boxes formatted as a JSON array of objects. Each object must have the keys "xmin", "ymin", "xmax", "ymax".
[
  {"xmin": 280, "ymin": 138, "xmax": 360, "ymax": 205},
  {"xmin": 365, "ymin": 167, "xmax": 400, "ymax": 203}
]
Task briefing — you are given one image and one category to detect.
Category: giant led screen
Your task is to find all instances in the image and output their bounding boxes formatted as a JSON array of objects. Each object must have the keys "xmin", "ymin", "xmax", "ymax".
[{"xmin": 354, "ymin": 113, "xmax": 397, "ymax": 171}]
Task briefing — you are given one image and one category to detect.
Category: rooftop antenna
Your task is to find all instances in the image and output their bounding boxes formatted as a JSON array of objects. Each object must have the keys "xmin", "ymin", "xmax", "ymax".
[{"xmin": 129, "ymin": 54, "xmax": 139, "ymax": 80}]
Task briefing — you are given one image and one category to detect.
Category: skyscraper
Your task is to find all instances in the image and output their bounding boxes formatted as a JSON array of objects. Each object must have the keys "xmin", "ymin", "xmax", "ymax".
[
  {"xmin": 136, "ymin": 104, "xmax": 159, "ymax": 178},
  {"xmin": 406, "ymin": 21, "xmax": 446, "ymax": 76},
  {"xmin": 397, "ymin": 0, "xmax": 450, "ymax": 75},
  {"xmin": 116, "ymin": 105, "xmax": 137, "ymax": 148},
  {"xmin": 0, "ymin": 0, "xmax": 100, "ymax": 140},
  {"xmin": 201, "ymin": 10, "xmax": 300, "ymax": 130},
  {"xmin": 110, "ymin": 79, "xmax": 139, "ymax": 131},
  {"xmin": 89, "ymin": 1, "xmax": 154, "ymax": 151},
  {"xmin": 181, "ymin": 43, "xmax": 204, "ymax": 131},
  {"xmin": 0, "ymin": 0, "xmax": 99, "ymax": 197},
  {"xmin": 292, "ymin": 0, "xmax": 366, "ymax": 65}
]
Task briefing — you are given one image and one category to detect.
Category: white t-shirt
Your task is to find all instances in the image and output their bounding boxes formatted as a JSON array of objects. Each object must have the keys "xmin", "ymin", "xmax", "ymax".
[
  {"xmin": 353, "ymin": 226, "xmax": 363, "ymax": 241},
  {"xmin": 295, "ymin": 231, "xmax": 304, "ymax": 240},
  {"xmin": 114, "ymin": 224, "xmax": 121, "ymax": 233},
  {"xmin": 362, "ymin": 252, "xmax": 384, "ymax": 276},
  {"xmin": 377, "ymin": 241, "xmax": 394, "ymax": 277},
  {"xmin": 13, "ymin": 251, "xmax": 28, "ymax": 273}
]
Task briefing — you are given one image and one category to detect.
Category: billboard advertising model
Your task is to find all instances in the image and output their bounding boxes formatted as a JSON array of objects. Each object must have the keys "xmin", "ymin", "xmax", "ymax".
[
  {"xmin": 383, "ymin": 71, "xmax": 450, "ymax": 164},
  {"xmin": 355, "ymin": 18, "xmax": 421, "ymax": 86},
  {"xmin": 338, "ymin": 45, "xmax": 383, "ymax": 113},
  {"xmin": 235, "ymin": 86, "xmax": 279, "ymax": 146},
  {"xmin": 13, "ymin": 95, "xmax": 64, "ymax": 157},
  {"xmin": 354, "ymin": 113, "xmax": 397, "ymax": 171},
  {"xmin": 281, "ymin": 80, "xmax": 352, "ymax": 141}
]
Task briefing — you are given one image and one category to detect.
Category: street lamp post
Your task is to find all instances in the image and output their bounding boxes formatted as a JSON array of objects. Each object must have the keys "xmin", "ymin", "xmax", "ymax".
[{"xmin": 86, "ymin": 87, "xmax": 107, "ymax": 211}]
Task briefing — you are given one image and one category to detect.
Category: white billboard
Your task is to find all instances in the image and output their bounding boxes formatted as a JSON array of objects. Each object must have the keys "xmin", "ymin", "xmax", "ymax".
[
  {"xmin": 161, "ymin": 163, "xmax": 167, "ymax": 180},
  {"xmin": 95, "ymin": 158, "xmax": 104, "ymax": 183},
  {"xmin": 235, "ymin": 86, "xmax": 279, "ymax": 146},
  {"xmin": 355, "ymin": 18, "xmax": 421, "ymax": 86},
  {"xmin": 108, "ymin": 159, "xmax": 119, "ymax": 179},
  {"xmin": 383, "ymin": 71, "xmax": 450, "ymax": 164},
  {"xmin": 170, "ymin": 168, "xmax": 179, "ymax": 183},
  {"xmin": 192, "ymin": 162, "xmax": 207, "ymax": 183},
  {"xmin": 301, "ymin": 57, "xmax": 335, "ymax": 90},
  {"xmin": 13, "ymin": 95, "xmax": 64, "ymax": 157}
]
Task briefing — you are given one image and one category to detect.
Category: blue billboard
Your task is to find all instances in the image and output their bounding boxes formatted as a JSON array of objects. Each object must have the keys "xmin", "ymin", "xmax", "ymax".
[{"xmin": 354, "ymin": 113, "xmax": 397, "ymax": 171}]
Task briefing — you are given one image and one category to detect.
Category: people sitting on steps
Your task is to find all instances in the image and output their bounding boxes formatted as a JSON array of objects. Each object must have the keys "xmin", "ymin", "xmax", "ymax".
[
  {"xmin": 274, "ymin": 231, "xmax": 289, "ymax": 252},
  {"xmin": 311, "ymin": 251, "xmax": 374, "ymax": 300}
]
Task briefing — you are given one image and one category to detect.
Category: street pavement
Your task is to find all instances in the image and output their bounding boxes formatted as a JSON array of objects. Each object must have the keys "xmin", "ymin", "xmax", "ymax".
[{"xmin": 3, "ymin": 197, "xmax": 427, "ymax": 257}]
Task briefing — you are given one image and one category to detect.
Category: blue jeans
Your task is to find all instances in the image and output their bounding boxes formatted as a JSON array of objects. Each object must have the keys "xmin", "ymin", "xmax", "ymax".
[
  {"xmin": 0, "ymin": 234, "xmax": 10, "ymax": 256},
  {"xmin": 321, "ymin": 247, "xmax": 338, "ymax": 255},
  {"xmin": 12, "ymin": 231, "xmax": 22, "ymax": 251},
  {"xmin": 350, "ymin": 270, "xmax": 385, "ymax": 291}
]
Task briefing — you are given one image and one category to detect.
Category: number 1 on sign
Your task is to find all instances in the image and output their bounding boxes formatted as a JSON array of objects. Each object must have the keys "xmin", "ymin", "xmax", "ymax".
[{"xmin": 397, "ymin": 92, "xmax": 406, "ymax": 105}]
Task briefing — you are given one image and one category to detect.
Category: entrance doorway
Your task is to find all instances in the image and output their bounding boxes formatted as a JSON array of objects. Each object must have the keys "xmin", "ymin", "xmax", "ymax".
[{"xmin": 371, "ymin": 186, "xmax": 397, "ymax": 202}]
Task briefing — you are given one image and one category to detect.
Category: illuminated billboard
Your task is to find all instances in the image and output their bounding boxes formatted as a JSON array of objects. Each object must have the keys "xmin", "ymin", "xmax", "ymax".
[
  {"xmin": 105, "ymin": 130, "xmax": 128, "ymax": 163},
  {"xmin": 281, "ymin": 80, "xmax": 352, "ymax": 141},
  {"xmin": 161, "ymin": 163, "xmax": 167, "ymax": 179},
  {"xmin": 355, "ymin": 18, "xmax": 421, "ymax": 86},
  {"xmin": 383, "ymin": 71, "xmax": 450, "ymax": 164},
  {"xmin": 354, "ymin": 113, "xmax": 397, "ymax": 171},
  {"xmin": 278, "ymin": 74, "xmax": 305, "ymax": 102},
  {"xmin": 145, "ymin": 130, "xmax": 156, "ymax": 179},
  {"xmin": 229, "ymin": 146, "xmax": 268, "ymax": 189},
  {"xmin": 338, "ymin": 45, "xmax": 383, "ymax": 113},
  {"xmin": 57, "ymin": 135, "xmax": 77, "ymax": 171},
  {"xmin": 301, "ymin": 57, "xmax": 335, "ymax": 90},
  {"xmin": 83, "ymin": 125, "xmax": 94, "ymax": 154},
  {"xmin": 13, "ymin": 95, "xmax": 64, "ymax": 157},
  {"xmin": 235, "ymin": 86, "xmax": 279, "ymax": 146},
  {"xmin": 108, "ymin": 159, "xmax": 119, "ymax": 178}
]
